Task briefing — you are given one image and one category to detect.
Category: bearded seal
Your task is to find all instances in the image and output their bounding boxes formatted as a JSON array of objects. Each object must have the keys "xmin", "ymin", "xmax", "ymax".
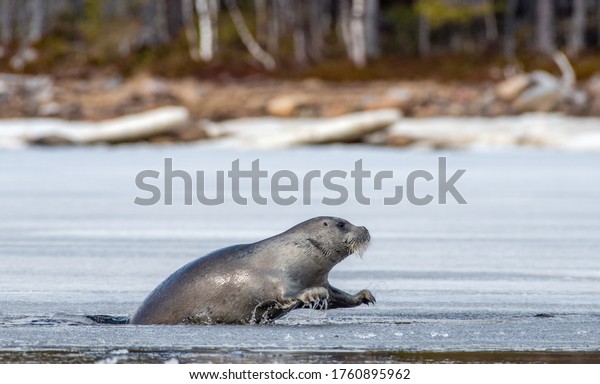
[{"xmin": 129, "ymin": 216, "xmax": 375, "ymax": 325}]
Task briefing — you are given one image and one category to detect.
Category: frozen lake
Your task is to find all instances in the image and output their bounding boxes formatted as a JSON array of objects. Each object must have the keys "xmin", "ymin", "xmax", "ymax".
[{"xmin": 0, "ymin": 145, "xmax": 599, "ymax": 363}]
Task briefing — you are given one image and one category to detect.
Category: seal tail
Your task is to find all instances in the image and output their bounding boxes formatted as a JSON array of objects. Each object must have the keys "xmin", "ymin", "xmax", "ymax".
[{"xmin": 86, "ymin": 315, "xmax": 130, "ymax": 325}]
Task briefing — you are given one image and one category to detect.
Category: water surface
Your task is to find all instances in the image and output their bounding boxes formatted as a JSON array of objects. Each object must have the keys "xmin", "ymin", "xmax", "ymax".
[{"xmin": 1, "ymin": 145, "xmax": 599, "ymax": 363}]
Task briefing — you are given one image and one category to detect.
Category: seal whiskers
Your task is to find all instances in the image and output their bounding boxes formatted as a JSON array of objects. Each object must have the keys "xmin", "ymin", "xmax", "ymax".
[{"xmin": 344, "ymin": 228, "xmax": 370, "ymax": 259}]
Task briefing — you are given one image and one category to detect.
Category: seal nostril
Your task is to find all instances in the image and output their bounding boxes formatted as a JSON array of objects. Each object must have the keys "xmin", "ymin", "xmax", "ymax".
[{"xmin": 360, "ymin": 226, "xmax": 370, "ymax": 240}]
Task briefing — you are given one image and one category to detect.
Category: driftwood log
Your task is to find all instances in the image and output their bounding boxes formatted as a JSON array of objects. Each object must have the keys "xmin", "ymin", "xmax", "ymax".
[
  {"xmin": 383, "ymin": 114, "xmax": 600, "ymax": 151},
  {"xmin": 0, "ymin": 107, "xmax": 190, "ymax": 147},
  {"xmin": 205, "ymin": 109, "xmax": 401, "ymax": 148}
]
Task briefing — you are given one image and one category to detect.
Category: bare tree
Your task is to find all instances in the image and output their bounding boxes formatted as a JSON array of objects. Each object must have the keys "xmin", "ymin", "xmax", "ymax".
[
  {"xmin": 165, "ymin": 0, "xmax": 184, "ymax": 38},
  {"xmin": 27, "ymin": 0, "xmax": 44, "ymax": 44},
  {"xmin": 568, "ymin": 0, "xmax": 586, "ymax": 56},
  {"xmin": 598, "ymin": 0, "xmax": 600, "ymax": 48},
  {"xmin": 338, "ymin": 0, "xmax": 378, "ymax": 68},
  {"xmin": 155, "ymin": 0, "xmax": 170, "ymax": 43},
  {"xmin": 536, "ymin": 0, "xmax": 555, "ymax": 54},
  {"xmin": 292, "ymin": 0, "xmax": 308, "ymax": 65},
  {"xmin": 365, "ymin": 0, "xmax": 380, "ymax": 59},
  {"xmin": 182, "ymin": 0, "xmax": 200, "ymax": 60},
  {"xmin": 267, "ymin": 0, "xmax": 280, "ymax": 55},
  {"xmin": 196, "ymin": 0, "xmax": 213, "ymax": 61},
  {"xmin": 208, "ymin": 0, "xmax": 219, "ymax": 55},
  {"xmin": 418, "ymin": 15, "xmax": 431, "ymax": 56},
  {"xmin": 349, "ymin": 0, "xmax": 367, "ymax": 67},
  {"xmin": 483, "ymin": 0, "xmax": 498, "ymax": 42},
  {"xmin": 308, "ymin": 0, "xmax": 325, "ymax": 61},
  {"xmin": 1, "ymin": 0, "xmax": 14, "ymax": 46},
  {"xmin": 0, "ymin": 0, "xmax": 12, "ymax": 58},
  {"xmin": 338, "ymin": 0, "xmax": 369, "ymax": 66},
  {"xmin": 504, "ymin": 0, "xmax": 518, "ymax": 58},
  {"xmin": 338, "ymin": 0, "xmax": 353, "ymax": 58},
  {"xmin": 136, "ymin": 0, "xmax": 169, "ymax": 48},
  {"xmin": 224, "ymin": 0, "xmax": 276, "ymax": 70},
  {"xmin": 255, "ymin": 0, "xmax": 268, "ymax": 45}
]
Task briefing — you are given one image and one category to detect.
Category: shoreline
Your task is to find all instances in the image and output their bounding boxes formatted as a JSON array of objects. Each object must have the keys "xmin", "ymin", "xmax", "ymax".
[
  {"xmin": 2, "ymin": 113, "xmax": 600, "ymax": 151},
  {"xmin": 2, "ymin": 70, "xmax": 600, "ymax": 150},
  {"xmin": 1, "ymin": 72, "xmax": 599, "ymax": 122}
]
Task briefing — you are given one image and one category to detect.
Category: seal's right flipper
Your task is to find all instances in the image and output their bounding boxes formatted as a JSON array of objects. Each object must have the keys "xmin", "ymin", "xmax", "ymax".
[
  {"xmin": 326, "ymin": 285, "xmax": 376, "ymax": 309},
  {"xmin": 282, "ymin": 287, "xmax": 329, "ymax": 309}
]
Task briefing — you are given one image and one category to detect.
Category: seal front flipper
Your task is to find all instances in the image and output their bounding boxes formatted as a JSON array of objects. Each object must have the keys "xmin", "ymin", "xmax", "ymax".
[
  {"xmin": 283, "ymin": 287, "xmax": 330, "ymax": 309},
  {"xmin": 326, "ymin": 285, "xmax": 376, "ymax": 309}
]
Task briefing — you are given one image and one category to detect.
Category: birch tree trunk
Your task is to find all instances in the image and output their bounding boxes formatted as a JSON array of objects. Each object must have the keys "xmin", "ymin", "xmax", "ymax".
[
  {"xmin": 196, "ymin": 0, "xmax": 214, "ymax": 61},
  {"xmin": 165, "ymin": 0, "xmax": 184, "ymax": 38},
  {"xmin": 208, "ymin": 0, "xmax": 219, "ymax": 55},
  {"xmin": 365, "ymin": 0, "xmax": 380, "ymax": 58},
  {"xmin": 483, "ymin": 0, "xmax": 498, "ymax": 42},
  {"xmin": 255, "ymin": 0, "xmax": 268, "ymax": 45},
  {"xmin": 418, "ymin": 15, "xmax": 431, "ymax": 56},
  {"xmin": 308, "ymin": 0, "xmax": 324, "ymax": 61},
  {"xmin": 338, "ymin": 0, "xmax": 353, "ymax": 59},
  {"xmin": 27, "ymin": 0, "xmax": 44, "ymax": 44},
  {"xmin": 567, "ymin": 0, "xmax": 586, "ymax": 55},
  {"xmin": 350, "ymin": 0, "xmax": 367, "ymax": 68},
  {"xmin": 182, "ymin": 0, "xmax": 200, "ymax": 60},
  {"xmin": 278, "ymin": 0, "xmax": 294, "ymax": 36},
  {"xmin": 598, "ymin": 0, "xmax": 600, "ymax": 48},
  {"xmin": 224, "ymin": 0, "xmax": 276, "ymax": 70},
  {"xmin": 536, "ymin": 0, "xmax": 555, "ymax": 54},
  {"xmin": 155, "ymin": 0, "xmax": 169, "ymax": 44},
  {"xmin": 138, "ymin": 0, "xmax": 168, "ymax": 47},
  {"xmin": 503, "ymin": 0, "xmax": 518, "ymax": 58},
  {"xmin": 267, "ymin": 0, "xmax": 279, "ymax": 55},
  {"xmin": 1, "ymin": 0, "xmax": 14, "ymax": 46},
  {"xmin": 321, "ymin": 0, "xmax": 333, "ymax": 32},
  {"xmin": 292, "ymin": 1, "xmax": 308, "ymax": 65}
]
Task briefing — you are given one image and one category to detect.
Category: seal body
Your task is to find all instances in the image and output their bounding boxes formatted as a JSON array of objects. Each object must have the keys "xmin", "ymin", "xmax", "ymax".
[{"xmin": 129, "ymin": 216, "xmax": 375, "ymax": 325}]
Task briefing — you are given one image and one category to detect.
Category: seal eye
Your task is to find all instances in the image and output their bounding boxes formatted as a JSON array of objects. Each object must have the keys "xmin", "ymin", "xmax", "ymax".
[
  {"xmin": 336, "ymin": 221, "xmax": 345, "ymax": 228},
  {"xmin": 323, "ymin": 222, "xmax": 328, "ymax": 227}
]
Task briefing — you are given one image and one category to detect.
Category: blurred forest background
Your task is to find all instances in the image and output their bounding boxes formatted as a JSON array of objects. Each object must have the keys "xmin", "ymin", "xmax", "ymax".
[
  {"xmin": 2, "ymin": 1, "xmax": 600, "ymax": 148},
  {"xmin": 1, "ymin": 0, "xmax": 600, "ymax": 80}
]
